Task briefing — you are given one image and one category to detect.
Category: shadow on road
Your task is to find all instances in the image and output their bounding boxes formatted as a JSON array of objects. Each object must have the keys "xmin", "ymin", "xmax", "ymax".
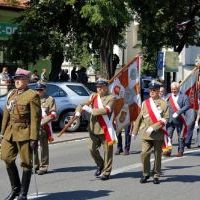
[
  {"xmin": 112, "ymin": 171, "xmax": 142, "ymax": 179},
  {"xmin": 48, "ymin": 166, "xmax": 96, "ymax": 174},
  {"xmin": 33, "ymin": 189, "xmax": 113, "ymax": 200},
  {"xmin": 162, "ymin": 174, "xmax": 200, "ymax": 183},
  {"xmin": 162, "ymin": 165, "xmax": 200, "ymax": 172}
]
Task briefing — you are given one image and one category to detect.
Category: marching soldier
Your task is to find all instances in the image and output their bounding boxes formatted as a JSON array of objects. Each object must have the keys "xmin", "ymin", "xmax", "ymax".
[
  {"xmin": 0, "ymin": 68, "xmax": 41, "ymax": 200},
  {"xmin": 131, "ymin": 80, "xmax": 169, "ymax": 184},
  {"xmin": 75, "ymin": 78, "xmax": 116, "ymax": 181},
  {"xmin": 34, "ymin": 82, "xmax": 57, "ymax": 175}
]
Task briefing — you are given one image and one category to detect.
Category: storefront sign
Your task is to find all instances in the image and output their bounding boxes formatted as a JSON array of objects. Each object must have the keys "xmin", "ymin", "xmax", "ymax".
[
  {"xmin": 0, "ymin": 23, "xmax": 18, "ymax": 38},
  {"xmin": 165, "ymin": 51, "xmax": 179, "ymax": 72}
]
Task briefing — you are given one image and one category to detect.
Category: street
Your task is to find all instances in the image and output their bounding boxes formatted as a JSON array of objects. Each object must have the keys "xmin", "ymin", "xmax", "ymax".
[{"xmin": 0, "ymin": 132, "xmax": 200, "ymax": 200}]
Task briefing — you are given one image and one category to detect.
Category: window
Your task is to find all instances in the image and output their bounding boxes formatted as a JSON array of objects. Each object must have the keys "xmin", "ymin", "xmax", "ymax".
[
  {"xmin": 46, "ymin": 84, "xmax": 67, "ymax": 97},
  {"xmin": 28, "ymin": 84, "xmax": 67, "ymax": 97},
  {"xmin": 67, "ymin": 85, "xmax": 89, "ymax": 96}
]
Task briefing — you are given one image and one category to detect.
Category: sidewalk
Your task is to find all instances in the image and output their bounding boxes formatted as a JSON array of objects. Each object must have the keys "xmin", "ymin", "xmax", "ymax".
[{"xmin": 50, "ymin": 131, "xmax": 89, "ymax": 144}]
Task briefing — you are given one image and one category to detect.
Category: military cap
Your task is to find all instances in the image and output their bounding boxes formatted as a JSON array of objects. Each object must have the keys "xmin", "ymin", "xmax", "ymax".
[
  {"xmin": 35, "ymin": 82, "xmax": 47, "ymax": 90},
  {"xmin": 13, "ymin": 68, "xmax": 31, "ymax": 79},
  {"xmin": 148, "ymin": 80, "xmax": 161, "ymax": 90},
  {"xmin": 96, "ymin": 78, "xmax": 109, "ymax": 86}
]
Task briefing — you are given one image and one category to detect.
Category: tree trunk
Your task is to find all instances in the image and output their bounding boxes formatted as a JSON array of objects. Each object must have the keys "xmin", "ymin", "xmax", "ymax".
[
  {"xmin": 49, "ymin": 52, "xmax": 64, "ymax": 81},
  {"xmin": 99, "ymin": 28, "xmax": 114, "ymax": 80}
]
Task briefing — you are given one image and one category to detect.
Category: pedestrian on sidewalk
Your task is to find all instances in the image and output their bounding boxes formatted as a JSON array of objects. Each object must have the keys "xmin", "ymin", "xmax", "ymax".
[
  {"xmin": 0, "ymin": 68, "xmax": 41, "ymax": 200},
  {"xmin": 75, "ymin": 78, "xmax": 115, "ymax": 181},
  {"xmin": 131, "ymin": 80, "xmax": 169, "ymax": 184}
]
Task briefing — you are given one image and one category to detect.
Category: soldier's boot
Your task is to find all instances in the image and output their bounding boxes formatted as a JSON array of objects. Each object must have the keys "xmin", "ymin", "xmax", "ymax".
[
  {"xmin": 4, "ymin": 163, "xmax": 21, "ymax": 200},
  {"xmin": 17, "ymin": 169, "xmax": 32, "ymax": 200}
]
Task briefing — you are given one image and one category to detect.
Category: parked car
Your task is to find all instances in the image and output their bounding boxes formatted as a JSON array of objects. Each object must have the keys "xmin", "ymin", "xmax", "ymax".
[
  {"xmin": 0, "ymin": 82, "xmax": 91, "ymax": 132},
  {"xmin": 29, "ymin": 82, "xmax": 91, "ymax": 131}
]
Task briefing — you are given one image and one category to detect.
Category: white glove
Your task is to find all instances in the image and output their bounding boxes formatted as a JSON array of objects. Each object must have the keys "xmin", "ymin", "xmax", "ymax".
[
  {"xmin": 160, "ymin": 118, "xmax": 167, "ymax": 125},
  {"xmin": 172, "ymin": 112, "xmax": 178, "ymax": 118},
  {"xmin": 75, "ymin": 112, "xmax": 81, "ymax": 117},
  {"xmin": 195, "ymin": 121, "xmax": 199, "ymax": 129},
  {"xmin": 146, "ymin": 127, "xmax": 154, "ymax": 135},
  {"xmin": 82, "ymin": 105, "xmax": 92, "ymax": 113},
  {"xmin": 132, "ymin": 134, "xmax": 137, "ymax": 141}
]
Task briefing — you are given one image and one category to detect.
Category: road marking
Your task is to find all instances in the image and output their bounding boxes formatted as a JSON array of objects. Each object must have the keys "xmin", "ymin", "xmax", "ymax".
[
  {"xmin": 27, "ymin": 192, "xmax": 49, "ymax": 199},
  {"xmin": 111, "ymin": 148, "xmax": 200, "ymax": 175}
]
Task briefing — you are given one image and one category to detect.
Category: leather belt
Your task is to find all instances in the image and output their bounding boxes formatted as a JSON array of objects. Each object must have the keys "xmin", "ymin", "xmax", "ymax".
[{"xmin": 11, "ymin": 119, "xmax": 30, "ymax": 123}]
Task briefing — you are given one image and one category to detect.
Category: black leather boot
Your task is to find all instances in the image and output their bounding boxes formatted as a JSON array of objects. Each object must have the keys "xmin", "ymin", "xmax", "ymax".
[
  {"xmin": 17, "ymin": 169, "xmax": 32, "ymax": 200},
  {"xmin": 4, "ymin": 163, "xmax": 21, "ymax": 200}
]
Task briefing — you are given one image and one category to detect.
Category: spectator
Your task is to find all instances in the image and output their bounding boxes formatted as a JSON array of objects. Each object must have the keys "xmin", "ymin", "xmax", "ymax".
[
  {"xmin": 0, "ymin": 67, "xmax": 11, "ymax": 96},
  {"xmin": 59, "ymin": 69, "xmax": 69, "ymax": 82},
  {"xmin": 0, "ymin": 67, "xmax": 11, "ymax": 85},
  {"xmin": 30, "ymin": 70, "xmax": 39, "ymax": 83},
  {"xmin": 71, "ymin": 67, "xmax": 77, "ymax": 82},
  {"xmin": 41, "ymin": 68, "xmax": 48, "ymax": 82},
  {"xmin": 78, "ymin": 67, "xmax": 88, "ymax": 84}
]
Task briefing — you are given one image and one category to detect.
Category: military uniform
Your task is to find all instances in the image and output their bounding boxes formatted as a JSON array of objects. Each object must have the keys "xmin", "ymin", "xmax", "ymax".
[
  {"xmin": 35, "ymin": 84, "xmax": 57, "ymax": 175},
  {"xmin": 0, "ymin": 68, "xmax": 41, "ymax": 200},
  {"xmin": 76, "ymin": 79, "xmax": 115, "ymax": 180},
  {"xmin": 1, "ymin": 89, "xmax": 41, "ymax": 165},
  {"xmin": 133, "ymin": 81, "xmax": 169, "ymax": 183}
]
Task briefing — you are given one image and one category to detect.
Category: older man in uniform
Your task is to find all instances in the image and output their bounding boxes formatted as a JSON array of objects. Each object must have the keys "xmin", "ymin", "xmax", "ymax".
[
  {"xmin": 132, "ymin": 80, "xmax": 169, "ymax": 184},
  {"xmin": 0, "ymin": 68, "xmax": 41, "ymax": 200},
  {"xmin": 75, "ymin": 78, "xmax": 115, "ymax": 181},
  {"xmin": 34, "ymin": 82, "xmax": 57, "ymax": 175}
]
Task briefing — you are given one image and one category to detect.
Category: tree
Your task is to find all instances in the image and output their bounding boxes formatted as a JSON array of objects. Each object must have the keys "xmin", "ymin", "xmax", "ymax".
[
  {"xmin": 130, "ymin": 0, "xmax": 200, "ymax": 76},
  {"xmin": 80, "ymin": 0, "xmax": 133, "ymax": 79},
  {"xmin": 6, "ymin": 0, "xmax": 134, "ymax": 80}
]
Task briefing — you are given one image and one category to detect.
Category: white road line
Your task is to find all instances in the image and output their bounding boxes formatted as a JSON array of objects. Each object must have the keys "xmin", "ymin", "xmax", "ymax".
[{"xmin": 111, "ymin": 148, "xmax": 200, "ymax": 175}]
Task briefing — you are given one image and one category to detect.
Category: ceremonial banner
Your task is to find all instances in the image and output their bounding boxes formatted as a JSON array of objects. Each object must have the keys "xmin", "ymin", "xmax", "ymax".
[
  {"xmin": 109, "ymin": 56, "xmax": 141, "ymax": 133},
  {"xmin": 180, "ymin": 67, "xmax": 199, "ymax": 138},
  {"xmin": 180, "ymin": 67, "xmax": 199, "ymax": 112}
]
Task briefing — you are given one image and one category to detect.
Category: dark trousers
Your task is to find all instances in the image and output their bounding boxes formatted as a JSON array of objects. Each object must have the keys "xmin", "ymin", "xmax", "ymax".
[
  {"xmin": 167, "ymin": 122, "xmax": 185, "ymax": 153},
  {"xmin": 117, "ymin": 125, "xmax": 131, "ymax": 151},
  {"xmin": 185, "ymin": 121, "xmax": 195, "ymax": 146}
]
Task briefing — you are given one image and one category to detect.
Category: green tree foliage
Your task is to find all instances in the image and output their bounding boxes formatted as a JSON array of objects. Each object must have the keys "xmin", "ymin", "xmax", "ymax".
[
  {"xmin": 6, "ymin": 0, "xmax": 133, "ymax": 80},
  {"xmin": 130, "ymin": 0, "xmax": 200, "ymax": 76}
]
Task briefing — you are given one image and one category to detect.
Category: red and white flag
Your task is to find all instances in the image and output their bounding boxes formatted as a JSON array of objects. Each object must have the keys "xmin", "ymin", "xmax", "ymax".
[
  {"xmin": 109, "ymin": 56, "xmax": 141, "ymax": 133},
  {"xmin": 180, "ymin": 67, "xmax": 199, "ymax": 112}
]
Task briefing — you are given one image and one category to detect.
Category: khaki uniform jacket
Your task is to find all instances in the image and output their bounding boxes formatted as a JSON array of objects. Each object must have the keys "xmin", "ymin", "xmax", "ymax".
[
  {"xmin": 1, "ymin": 89, "xmax": 41, "ymax": 141},
  {"xmin": 133, "ymin": 98, "xmax": 169, "ymax": 141},
  {"xmin": 41, "ymin": 95, "xmax": 57, "ymax": 126},
  {"xmin": 76, "ymin": 92, "xmax": 114, "ymax": 135}
]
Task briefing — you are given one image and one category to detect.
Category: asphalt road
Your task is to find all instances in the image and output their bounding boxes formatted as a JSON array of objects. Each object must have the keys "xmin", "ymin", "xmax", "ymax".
[{"xmin": 0, "ymin": 133, "xmax": 200, "ymax": 200}]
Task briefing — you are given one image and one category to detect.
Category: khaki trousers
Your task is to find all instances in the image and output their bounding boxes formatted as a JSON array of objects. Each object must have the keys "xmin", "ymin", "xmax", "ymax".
[
  {"xmin": 89, "ymin": 133, "xmax": 113, "ymax": 176},
  {"xmin": 141, "ymin": 139, "xmax": 163, "ymax": 178},
  {"xmin": 1, "ymin": 138, "xmax": 32, "ymax": 169}
]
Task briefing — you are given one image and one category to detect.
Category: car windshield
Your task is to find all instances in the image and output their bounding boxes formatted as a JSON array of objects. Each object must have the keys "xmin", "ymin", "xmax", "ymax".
[{"xmin": 66, "ymin": 85, "xmax": 90, "ymax": 96}]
